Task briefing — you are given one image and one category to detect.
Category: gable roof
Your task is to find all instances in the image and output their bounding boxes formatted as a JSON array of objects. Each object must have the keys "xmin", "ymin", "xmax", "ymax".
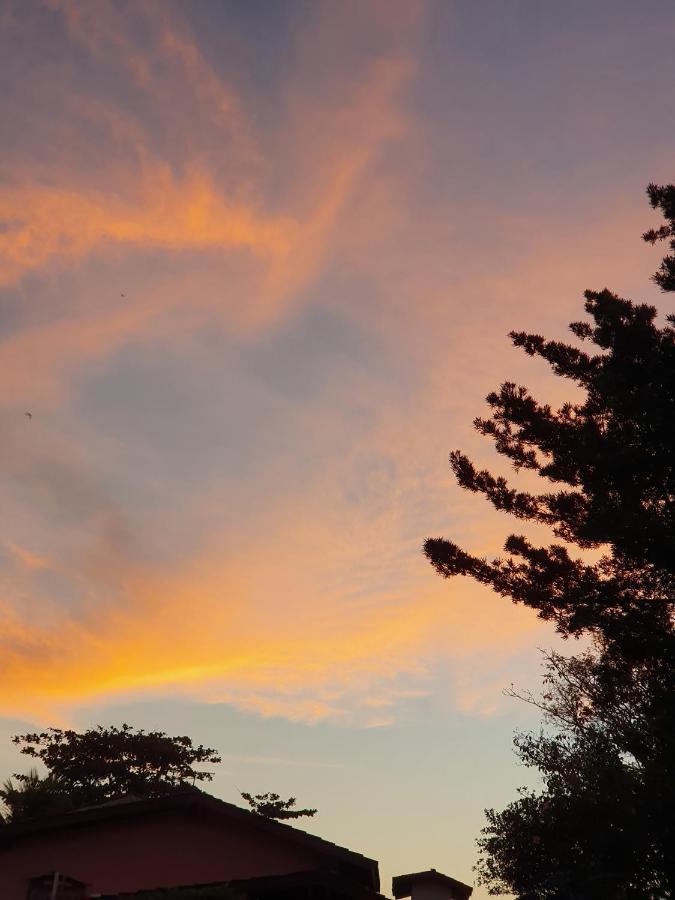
[
  {"xmin": 0, "ymin": 790, "xmax": 379, "ymax": 892},
  {"xmin": 392, "ymin": 870, "xmax": 472, "ymax": 900}
]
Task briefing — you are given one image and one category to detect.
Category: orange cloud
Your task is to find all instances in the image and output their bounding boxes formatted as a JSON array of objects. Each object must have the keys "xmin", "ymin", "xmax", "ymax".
[
  {"xmin": 5, "ymin": 0, "xmax": 644, "ymax": 733},
  {"xmin": 0, "ymin": 407, "xmax": 546, "ymax": 726},
  {"xmin": 0, "ymin": 558, "xmax": 543, "ymax": 723},
  {"xmin": 0, "ymin": 193, "xmax": 650, "ymax": 723},
  {"xmin": 50, "ymin": 0, "xmax": 257, "ymax": 154},
  {"xmin": 5, "ymin": 543, "xmax": 49, "ymax": 571},
  {"xmin": 0, "ymin": 0, "xmax": 417, "ymax": 414},
  {"xmin": 0, "ymin": 168, "xmax": 292, "ymax": 287}
]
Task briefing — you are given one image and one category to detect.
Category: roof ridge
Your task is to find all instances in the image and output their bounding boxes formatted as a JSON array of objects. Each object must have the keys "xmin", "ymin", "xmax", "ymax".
[{"xmin": 0, "ymin": 788, "xmax": 380, "ymax": 890}]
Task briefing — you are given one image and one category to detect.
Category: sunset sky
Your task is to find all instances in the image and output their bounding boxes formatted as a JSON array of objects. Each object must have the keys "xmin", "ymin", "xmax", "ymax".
[{"xmin": 1, "ymin": 1, "xmax": 674, "ymax": 895}]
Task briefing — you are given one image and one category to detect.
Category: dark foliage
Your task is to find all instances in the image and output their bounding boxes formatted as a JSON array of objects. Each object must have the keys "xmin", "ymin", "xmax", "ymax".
[
  {"xmin": 424, "ymin": 185, "xmax": 675, "ymax": 897},
  {"xmin": 240, "ymin": 791, "xmax": 317, "ymax": 820},
  {"xmin": 476, "ymin": 649, "xmax": 673, "ymax": 898},
  {"xmin": 425, "ymin": 187, "xmax": 675, "ymax": 657},
  {"xmin": 0, "ymin": 768, "xmax": 72, "ymax": 823},
  {"xmin": 643, "ymin": 182, "xmax": 675, "ymax": 291},
  {"xmin": 5, "ymin": 724, "xmax": 221, "ymax": 818}
]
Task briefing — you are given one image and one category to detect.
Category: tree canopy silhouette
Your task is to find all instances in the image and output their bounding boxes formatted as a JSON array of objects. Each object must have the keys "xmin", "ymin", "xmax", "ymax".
[
  {"xmin": 425, "ymin": 184, "xmax": 675, "ymax": 898},
  {"xmin": 3, "ymin": 724, "xmax": 221, "ymax": 819},
  {"xmin": 240, "ymin": 791, "xmax": 317, "ymax": 820},
  {"xmin": 475, "ymin": 646, "xmax": 672, "ymax": 898}
]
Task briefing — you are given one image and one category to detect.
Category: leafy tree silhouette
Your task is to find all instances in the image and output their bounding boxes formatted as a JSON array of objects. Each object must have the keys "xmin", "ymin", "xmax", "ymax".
[
  {"xmin": 240, "ymin": 791, "xmax": 317, "ymax": 820},
  {"xmin": 4, "ymin": 724, "xmax": 220, "ymax": 820}
]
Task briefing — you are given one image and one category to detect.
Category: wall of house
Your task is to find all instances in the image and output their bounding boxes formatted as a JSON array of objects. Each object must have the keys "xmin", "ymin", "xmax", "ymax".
[
  {"xmin": 411, "ymin": 884, "xmax": 459, "ymax": 900},
  {"xmin": 0, "ymin": 810, "xmax": 334, "ymax": 900}
]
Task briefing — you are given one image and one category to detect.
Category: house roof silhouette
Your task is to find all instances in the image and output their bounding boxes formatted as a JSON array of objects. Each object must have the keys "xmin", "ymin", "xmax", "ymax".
[{"xmin": 0, "ymin": 789, "xmax": 382, "ymax": 899}]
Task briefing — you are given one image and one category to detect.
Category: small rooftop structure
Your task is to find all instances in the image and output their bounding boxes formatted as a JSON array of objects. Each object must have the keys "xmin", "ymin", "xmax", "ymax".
[{"xmin": 392, "ymin": 869, "xmax": 472, "ymax": 900}]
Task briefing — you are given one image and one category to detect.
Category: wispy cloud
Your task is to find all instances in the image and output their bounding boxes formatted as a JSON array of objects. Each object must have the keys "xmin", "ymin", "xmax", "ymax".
[
  {"xmin": 0, "ymin": 0, "xmax": 662, "ymax": 729},
  {"xmin": 5, "ymin": 543, "xmax": 49, "ymax": 571},
  {"xmin": 0, "ymin": 0, "xmax": 416, "ymax": 413},
  {"xmin": 0, "ymin": 169, "xmax": 292, "ymax": 287}
]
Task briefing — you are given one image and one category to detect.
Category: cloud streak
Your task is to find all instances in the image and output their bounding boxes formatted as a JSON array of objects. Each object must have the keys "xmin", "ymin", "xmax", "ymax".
[
  {"xmin": 0, "ymin": 0, "xmax": 666, "ymax": 728},
  {"xmin": 0, "ymin": 168, "xmax": 292, "ymax": 286}
]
